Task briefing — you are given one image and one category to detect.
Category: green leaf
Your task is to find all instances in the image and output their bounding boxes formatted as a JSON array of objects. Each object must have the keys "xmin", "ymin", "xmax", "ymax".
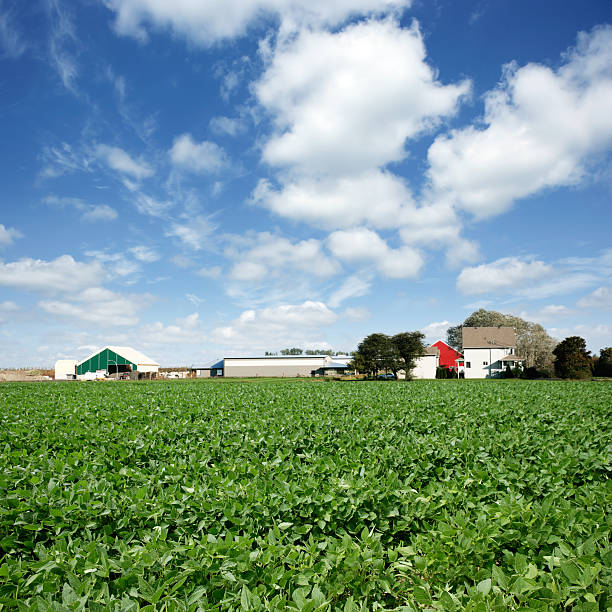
[
  {"xmin": 187, "ymin": 586, "xmax": 207, "ymax": 605},
  {"xmin": 561, "ymin": 561, "xmax": 581, "ymax": 584},
  {"xmin": 292, "ymin": 588, "xmax": 308, "ymax": 610},
  {"xmin": 514, "ymin": 554, "xmax": 528, "ymax": 575},
  {"xmin": 477, "ymin": 578, "xmax": 491, "ymax": 596},
  {"xmin": 439, "ymin": 591, "xmax": 456, "ymax": 611},
  {"xmin": 413, "ymin": 586, "xmax": 432, "ymax": 605},
  {"xmin": 240, "ymin": 585, "xmax": 252, "ymax": 610}
]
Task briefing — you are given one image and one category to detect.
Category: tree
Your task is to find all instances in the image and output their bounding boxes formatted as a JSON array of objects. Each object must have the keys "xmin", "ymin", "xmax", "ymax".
[
  {"xmin": 593, "ymin": 347, "xmax": 612, "ymax": 377},
  {"xmin": 350, "ymin": 333, "xmax": 401, "ymax": 377},
  {"xmin": 447, "ymin": 309, "xmax": 557, "ymax": 375},
  {"xmin": 306, "ymin": 349, "xmax": 337, "ymax": 356},
  {"xmin": 350, "ymin": 332, "xmax": 425, "ymax": 378},
  {"xmin": 281, "ymin": 348, "xmax": 303, "ymax": 355},
  {"xmin": 552, "ymin": 336, "xmax": 592, "ymax": 379},
  {"xmin": 391, "ymin": 332, "xmax": 425, "ymax": 379}
]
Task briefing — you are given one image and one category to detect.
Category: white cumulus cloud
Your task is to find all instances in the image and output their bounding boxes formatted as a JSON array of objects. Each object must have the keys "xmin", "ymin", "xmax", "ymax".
[
  {"xmin": 211, "ymin": 300, "xmax": 337, "ymax": 350},
  {"xmin": 457, "ymin": 257, "xmax": 553, "ymax": 295},
  {"xmin": 140, "ymin": 312, "xmax": 207, "ymax": 344},
  {"xmin": 578, "ymin": 286, "xmax": 612, "ymax": 309},
  {"xmin": 38, "ymin": 287, "xmax": 149, "ymax": 326},
  {"xmin": 227, "ymin": 232, "xmax": 339, "ymax": 281},
  {"xmin": 104, "ymin": 0, "xmax": 411, "ymax": 46},
  {"xmin": 421, "ymin": 320, "xmax": 451, "ymax": 342},
  {"xmin": 253, "ymin": 171, "xmax": 415, "ymax": 230},
  {"xmin": 328, "ymin": 228, "xmax": 423, "ymax": 279},
  {"xmin": 256, "ymin": 19, "xmax": 469, "ymax": 177},
  {"xmin": 0, "ymin": 224, "xmax": 22, "ymax": 247},
  {"xmin": 427, "ymin": 26, "xmax": 612, "ymax": 218},
  {"xmin": 0, "ymin": 255, "xmax": 105, "ymax": 294},
  {"xmin": 169, "ymin": 134, "xmax": 227, "ymax": 174}
]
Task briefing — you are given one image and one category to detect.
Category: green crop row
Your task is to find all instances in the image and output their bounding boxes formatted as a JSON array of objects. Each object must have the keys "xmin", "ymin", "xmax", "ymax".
[{"xmin": 0, "ymin": 380, "xmax": 610, "ymax": 610}]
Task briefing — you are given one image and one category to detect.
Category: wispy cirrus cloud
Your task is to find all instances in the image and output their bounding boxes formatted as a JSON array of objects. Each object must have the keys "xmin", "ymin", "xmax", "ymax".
[
  {"xmin": 95, "ymin": 144, "xmax": 154, "ymax": 180},
  {"xmin": 128, "ymin": 245, "xmax": 160, "ymax": 263},
  {"xmin": 43, "ymin": 195, "xmax": 118, "ymax": 222},
  {"xmin": 328, "ymin": 274, "xmax": 372, "ymax": 308},
  {"xmin": 40, "ymin": 143, "xmax": 91, "ymax": 179},
  {"xmin": 0, "ymin": 1, "xmax": 27, "ymax": 58},
  {"xmin": 45, "ymin": 0, "xmax": 79, "ymax": 92},
  {"xmin": 165, "ymin": 215, "xmax": 217, "ymax": 250}
]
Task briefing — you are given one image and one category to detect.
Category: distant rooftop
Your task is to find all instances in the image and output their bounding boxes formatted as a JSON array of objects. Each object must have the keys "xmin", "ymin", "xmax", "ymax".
[
  {"xmin": 462, "ymin": 327, "xmax": 516, "ymax": 349},
  {"xmin": 223, "ymin": 355, "xmax": 350, "ymax": 360},
  {"xmin": 192, "ymin": 355, "xmax": 351, "ymax": 369},
  {"xmin": 78, "ymin": 345, "xmax": 159, "ymax": 367}
]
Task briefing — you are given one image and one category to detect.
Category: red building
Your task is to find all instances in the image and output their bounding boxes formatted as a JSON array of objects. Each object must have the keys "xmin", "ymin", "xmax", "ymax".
[{"xmin": 432, "ymin": 340, "xmax": 463, "ymax": 371}]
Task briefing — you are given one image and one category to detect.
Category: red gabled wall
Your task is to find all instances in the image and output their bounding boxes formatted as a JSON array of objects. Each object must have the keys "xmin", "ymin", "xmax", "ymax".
[{"xmin": 432, "ymin": 340, "xmax": 463, "ymax": 370}]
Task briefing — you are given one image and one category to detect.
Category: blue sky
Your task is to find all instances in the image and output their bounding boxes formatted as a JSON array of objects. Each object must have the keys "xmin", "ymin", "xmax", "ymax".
[{"xmin": 1, "ymin": 0, "xmax": 611, "ymax": 367}]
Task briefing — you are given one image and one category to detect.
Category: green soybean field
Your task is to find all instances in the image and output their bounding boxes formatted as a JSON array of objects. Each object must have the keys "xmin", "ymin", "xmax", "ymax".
[{"xmin": 0, "ymin": 380, "xmax": 610, "ymax": 611}]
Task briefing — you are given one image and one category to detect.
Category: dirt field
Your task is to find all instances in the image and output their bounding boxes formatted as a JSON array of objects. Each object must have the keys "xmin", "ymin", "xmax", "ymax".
[{"xmin": 0, "ymin": 369, "xmax": 54, "ymax": 382}]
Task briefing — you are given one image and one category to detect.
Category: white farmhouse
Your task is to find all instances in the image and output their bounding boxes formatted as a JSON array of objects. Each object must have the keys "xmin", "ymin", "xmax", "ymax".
[{"xmin": 461, "ymin": 327, "xmax": 523, "ymax": 378}]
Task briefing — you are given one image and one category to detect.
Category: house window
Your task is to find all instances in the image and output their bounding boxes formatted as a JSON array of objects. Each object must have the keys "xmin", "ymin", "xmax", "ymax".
[
  {"xmin": 483, "ymin": 361, "xmax": 488, "ymax": 366},
  {"xmin": 508, "ymin": 361, "xmax": 514, "ymax": 367},
  {"xmin": 465, "ymin": 362, "xmax": 471, "ymax": 368}
]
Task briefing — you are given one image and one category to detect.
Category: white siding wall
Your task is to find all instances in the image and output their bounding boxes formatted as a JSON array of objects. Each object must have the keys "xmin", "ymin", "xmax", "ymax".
[
  {"xmin": 412, "ymin": 354, "xmax": 439, "ymax": 379},
  {"xmin": 397, "ymin": 355, "xmax": 439, "ymax": 379},
  {"xmin": 463, "ymin": 347, "xmax": 512, "ymax": 378},
  {"xmin": 224, "ymin": 357, "xmax": 327, "ymax": 377},
  {"xmin": 54, "ymin": 359, "xmax": 77, "ymax": 380}
]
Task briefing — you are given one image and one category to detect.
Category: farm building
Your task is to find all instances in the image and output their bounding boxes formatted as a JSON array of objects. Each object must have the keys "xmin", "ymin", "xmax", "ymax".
[
  {"xmin": 411, "ymin": 346, "xmax": 440, "ymax": 379},
  {"xmin": 193, "ymin": 355, "xmax": 352, "ymax": 378},
  {"xmin": 396, "ymin": 346, "xmax": 440, "ymax": 379},
  {"xmin": 461, "ymin": 327, "xmax": 524, "ymax": 378},
  {"xmin": 76, "ymin": 346, "xmax": 159, "ymax": 377},
  {"xmin": 432, "ymin": 340, "xmax": 463, "ymax": 372},
  {"xmin": 54, "ymin": 359, "xmax": 78, "ymax": 380}
]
